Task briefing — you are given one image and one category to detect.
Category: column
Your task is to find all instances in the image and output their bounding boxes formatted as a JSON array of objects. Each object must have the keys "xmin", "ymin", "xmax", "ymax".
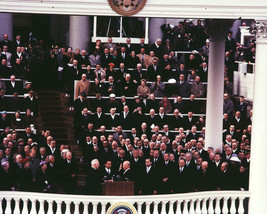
[
  {"xmin": 50, "ymin": 15, "xmax": 69, "ymax": 46},
  {"xmin": 249, "ymin": 20, "xmax": 267, "ymax": 214},
  {"xmin": 230, "ymin": 20, "xmax": 241, "ymax": 42},
  {"xmin": 69, "ymin": 16, "xmax": 90, "ymax": 51},
  {"xmin": 0, "ymin": 13, "xmax": 13, "ymax": 40},
  {"xmin": 204, "ymin": 20, "xmax": 233, "ymax": 150},
  {"xmin": 149, "ymin": 18, "xmax": 166, "ymax": 45}
]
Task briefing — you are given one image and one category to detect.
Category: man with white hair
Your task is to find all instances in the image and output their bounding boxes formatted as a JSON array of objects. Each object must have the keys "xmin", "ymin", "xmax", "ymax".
[
  {"xmin": 150, "ymin": 38, "xmax": 163, "ymax": 59},
  {"xmin": 119, "ymin": 160, "xmax": 133, "ymax": 181},
  {"xmin": 85, "ymin": 159, "xmax": 102, "ymax": 195}
]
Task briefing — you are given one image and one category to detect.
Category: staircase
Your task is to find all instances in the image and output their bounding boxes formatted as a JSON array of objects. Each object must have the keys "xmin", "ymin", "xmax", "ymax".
[{"xmin": 37, "ymin": 90, "xmax": 86, "ymax": 186}]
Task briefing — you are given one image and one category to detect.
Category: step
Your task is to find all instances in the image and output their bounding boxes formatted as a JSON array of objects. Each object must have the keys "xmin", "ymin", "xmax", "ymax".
[
  {"xmin": 40, "ymin": 110, "xmax": 73, "ymax": 114},
  {"xmin": 41, "ymin": 116, "xmax": 74, "ymax": 121}
]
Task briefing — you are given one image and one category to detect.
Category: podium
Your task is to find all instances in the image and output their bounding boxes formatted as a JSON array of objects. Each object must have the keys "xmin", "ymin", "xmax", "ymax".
[{"xmin": 102, "ymin": 181, "xmax": 134, "ymax": 195}]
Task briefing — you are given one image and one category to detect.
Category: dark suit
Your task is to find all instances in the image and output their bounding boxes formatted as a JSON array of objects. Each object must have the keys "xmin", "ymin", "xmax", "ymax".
[
  {"xmin": 183, "ymin": 116, "xmax": 197, "ymax": 130},
  {"xmin": 100, "ymin": 167, "xmax": 115, "ymax": 182},
  {"xmin": 85, "ymin": 167, "xmax": 102, "ymax": 195},
  {"xmin": 100, "ymin": 54, "xmax": 112, "ymax": 68},
  {"xmin": 197, "ymin": 149, "xmax": 209, "ymax": 161},
  {"xmin": 174, "ymin": 166, "xmax": 191, "ymax": 193},
  {"xmin": 119, "ymin": 168, "xmax": 133, "ymax": 181},
  {"xmin": 186, "ymin": 132, "xmax": 200, "ymax": 142},
  {"xmin": 159, "ymin": 161, "xmax": 175, "ymax": 193},
  {"xmin": 118, "ymin": 79, "xmax": 137, "ymax": 97},
  {"xmin": 169, "ymin": 115, "xmax": 184, "ymax": 130},
  {"xmin": 6, "ymin": 81, "xmax": 22, "ymax": 95},
  {"xmin": 146, "ymin": 115, "xmax": 159, "ymax": 129},
  {"xmin": 45, "ymin": 146, "xmax": 61, "ymax": 160},
  {"xmin": 147, "ymin": 64, "xmax": 161, "ymax": 81},
  {"xmin": 156, "ymin": 114, "xmax": 169, "ymax": 129},
  {"xmin": 140, "ymin": 165, "xmax": 157, "ymax": 194},
  {"xmin": 91, "ymin": 113, "xmax": 106, "ymax": 129},
  {"xmin": 117, "ymin": 52, "xmax": 129, "ymax": 65},
  {"xmin": 236, "ymin": 102, "xmax": 248, "ymax": 119},
  {"xmin": 35, "ymin": 170, "xmax": 51, "ymax": 192},
  {"xmin": 23, "ymin": 96, "xmax": 39, "ymax": 116},
  {"xmin": 61, "ymin": 159, "xmax": 78, "ymax": 194},
  {"xmin": 105, "ymin": 114, "xmax": 120, "ymax": 129},
  {"xmin": 74, "ymin": 98, "xmax": 89, "ymax": 118},
  {"xmin": 150, "ymin": 44, "xmax": 163, "ymax": 59},
  {"xmin": 176, "ymin": 80, "xmax": 191, "ymax": 98},
  {"xmin": 119, "ymin": 111, "xmax": 132, "ymax": 130},
  {"xmin": 195, "ymin": 168, "xmax": 215, "ymax": 191}
]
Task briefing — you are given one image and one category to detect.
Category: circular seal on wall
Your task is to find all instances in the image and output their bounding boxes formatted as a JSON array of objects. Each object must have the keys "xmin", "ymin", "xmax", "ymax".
[
  {"xmin": 108, "ymin": 0, "xmax": 147, "ymax": 16},
  {"xmin": 107, "ymin": 202, "xmax": 137, "ymax": 214}
]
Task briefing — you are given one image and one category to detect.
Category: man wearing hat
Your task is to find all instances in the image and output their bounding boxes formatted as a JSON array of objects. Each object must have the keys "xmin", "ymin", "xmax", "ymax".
[
  {"xmin": 23, "ymin": 90, "xmax": 39, "ymax": 116},
  {"xmin": 106, "ymin": 93, "xmax": 118, "ymax": 112},
  {"xmin": 0, "ymin": 111, "xmax": 10, "ymax": 129},
  {"xmin": 202, "ymin": 39, "xmax": 210, "ymax": 56},
  {"xmin": 23, "ymin": 81, "xmax": 32, "ymax": 94},
  {"xmin": 74, "ymin": 91, "xmax": 89, "ymax": 120}
]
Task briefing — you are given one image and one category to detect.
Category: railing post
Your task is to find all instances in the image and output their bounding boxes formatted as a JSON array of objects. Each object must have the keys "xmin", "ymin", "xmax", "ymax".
[
  {"xmin": 161, "ymin": 201, "xmax": 167, "ymax": 214},
  {"xmin": 208, "ymin": 198, "xmax": 214, "ymax": 214},
  {"xmin": 58, "ymin": 201, "xmax": 63, "ymax": 214},
  {"xmin": 5, "ymin": 198, "xmax": 12, "ymax": 214},
  {"xmin": 13, "ymin": 198, "xmax": 20, "ymax": 214},
  {"xmin": 31, "ymin": 199, "xmax": 38, "ymax": 214},
  {"xmin": 145, "ymin": 201, "xmax": 151, "ymax": 214},
  {"xmin": 22, "ymin": 198, "xmax": 29, "ymax": 214},
  {"xmin": 238, "ymin": 197, "xmax": 245, "ymax": 214},
  {"xmin": 201, "ymin": 198, "xmax": 208, "ymax": 214},
  {"xmin": 195, "ymin": 199, "xmax": 201, "ymax": 214},
  {"xmin": 65, "ymin": 201, "xmax": 72, "ymax": 214},
  {"xmin": 183, "ymin": 200, "xmax": 189, "ymax": 214},
  {"xmin": 176, "ymin": 200, "xmax": 182, "ymax": 214},
  {"xmin": 137, "ymin": 202, "xmax": 142, "ymax": 214},
  {"xmin": 189, "ymin": 199, "xmax": 195, "ymax": 214},
  {"xmin": 39, "ymin": 200, "xmax": 46, "ymax": 214},
  {"xmin": 153, "ymin": 201, "xmax": 159, "ymax": 214},
  {"xmin": 230, "ymin": 197, "xmax": 237, "ymax": 214},
  {"xmin": 92, "ymin": 202, "xmax": 98, "ymax": 214},
  {"xmin": 84, "ymin": 202, "xmax": 90, "ymax": 214},
  {"xmin": 215, "ymin": 197, "xmax": 221, "ymax": 214},
  {"xmin": 47, "ymin": 200, "xmax": 53, "ymax": 214},
  {"xmin": 101, "ymin": 202, "xmax": 107, "ymax": 214},
  {"xmin": 169, "ymin": 200, "xmax": 174, "ymax": 214},
  {"xmin": 74, "ymin": 202, "xmax": 80, "ymax": 214},
  {"xmin": 222, "ymin": 197, "xmax": 229, "ymax": 214}
]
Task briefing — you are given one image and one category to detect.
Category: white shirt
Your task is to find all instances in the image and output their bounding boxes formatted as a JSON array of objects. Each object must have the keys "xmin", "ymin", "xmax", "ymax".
[
  {"xmin": 146, "ymin": 166, "xmax": 151, "ymax": 173},
  {"xmin": 11, "ymin": 81, "xmax": 15, "ymax": 88}
]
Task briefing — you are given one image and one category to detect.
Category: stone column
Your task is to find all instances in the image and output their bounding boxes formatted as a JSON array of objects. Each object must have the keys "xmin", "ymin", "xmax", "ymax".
[
  {"xmin": 149, "ymin": 18, "xmax": 166, "ymax": 45},
  {"xmin": 204, "ymin": 20, "xmax": 233, "ymax": 150},
  {"xmin": 69, "ymin": 16, "xmax": 90, "ymax": 52},
  {"xmin": 230, "ymin": 20, "xmax": 242, "ymax": 41},
  {"xmin": 0, "ymin": 13, "xmax": 13, "ymax": 40},
  {"xmin": 249, "ymin": 20, "xmax": 267, "ymax": 214}
]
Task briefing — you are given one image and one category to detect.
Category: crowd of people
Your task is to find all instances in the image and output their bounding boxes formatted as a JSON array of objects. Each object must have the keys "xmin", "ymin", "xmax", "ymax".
[{"xmin": 0, "ymin": 19, "xmax": 253, "ymax": 195}]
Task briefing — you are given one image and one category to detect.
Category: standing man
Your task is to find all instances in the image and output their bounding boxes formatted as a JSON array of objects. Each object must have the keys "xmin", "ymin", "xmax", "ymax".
[{"xmin": 85, "ymin": 159, "xmax": 102, "ymax": 195}]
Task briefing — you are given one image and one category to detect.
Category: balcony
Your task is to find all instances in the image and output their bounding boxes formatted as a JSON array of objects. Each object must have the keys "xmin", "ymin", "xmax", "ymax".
[{"xmin": 0, "ymin": 190, "xmax": 250, "ymax": 214}]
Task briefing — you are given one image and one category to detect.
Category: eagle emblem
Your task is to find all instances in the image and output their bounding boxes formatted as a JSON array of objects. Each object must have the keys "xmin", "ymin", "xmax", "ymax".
[{"xmin": 109, "ymin": 0, "xmax": 147, "ymax": 15}]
